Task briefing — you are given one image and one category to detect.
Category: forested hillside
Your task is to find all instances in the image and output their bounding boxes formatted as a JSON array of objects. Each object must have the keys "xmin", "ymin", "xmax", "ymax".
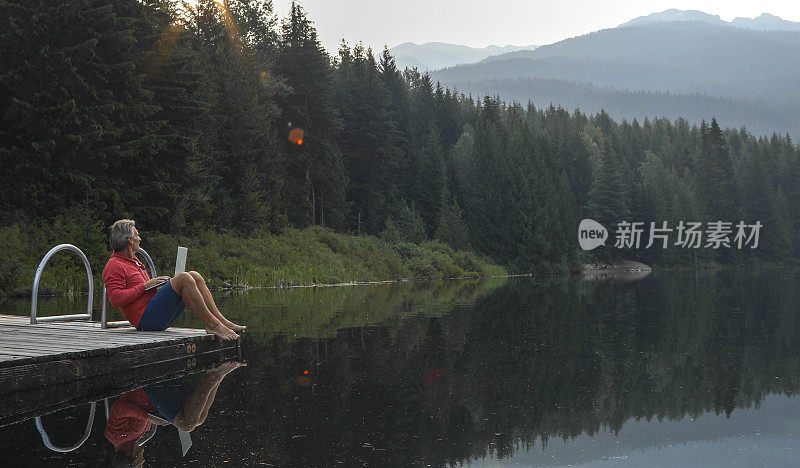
[
  {"xmin": 1, "ymin": 0, "xmax": 799, "ymax": 279},
  {"xmin": 433, "ymin": 77, "xmax": 800, "ymax": 137},
  {"xmin": 433, "ymin": 20, "xmax": 800, "ymax": 136}
]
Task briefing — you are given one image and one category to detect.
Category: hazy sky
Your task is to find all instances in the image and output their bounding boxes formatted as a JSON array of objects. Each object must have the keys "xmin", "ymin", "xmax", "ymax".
[{"xmin": 272, "ymin": 1, "xmax": 800, "ymax": 53}]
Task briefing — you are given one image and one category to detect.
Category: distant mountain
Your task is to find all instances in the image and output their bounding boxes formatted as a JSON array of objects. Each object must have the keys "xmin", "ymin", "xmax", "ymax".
[
  {"xmin": 438, "ymin": 21, "xmax": 800, "ymax": 104},
  {"xmin": 620, "ymin": 9, "xmax": 800, "ymax": 32},
  {"xmin": 731, "ymin": 13, "xmax": 800, "ymax": 32},
  {"xmin": 619, "ymin": 9, "xmax": 727, "ymax": 28},
  {"xmin": 431, "ymin": 13, "xmax": 800, "ymax": 136},
  {"xmin": 388, "ymin": 42, "xmax": 537, "ymax": 71}
]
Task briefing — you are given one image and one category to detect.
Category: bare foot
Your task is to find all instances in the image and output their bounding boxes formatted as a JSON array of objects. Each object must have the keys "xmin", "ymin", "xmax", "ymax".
[
  {"xmin": 212, "ymin": 360, "xmax": 246, "ymax": 374},
  {"xmin": 208, "ymin": 360, "xmax": 246, "ymax": 380},
  {"xmin": 205, "ymin": 324, "xmax": 240, "ymax": 341},
  {"xmin": 221, "ymin": 319, "xmax": 246, "ymax": 333}
]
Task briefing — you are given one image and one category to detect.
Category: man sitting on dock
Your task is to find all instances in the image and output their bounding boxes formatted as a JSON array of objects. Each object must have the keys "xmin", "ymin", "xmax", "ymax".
[{"xmin": 102, "ymin": 219, "xmax": 244, "ymax": 340}]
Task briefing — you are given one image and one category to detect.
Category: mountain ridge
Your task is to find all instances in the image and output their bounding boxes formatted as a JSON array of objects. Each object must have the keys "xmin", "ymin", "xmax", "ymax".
[
  {"xmin": 619, "ymin": 9, "xmax": 800, "ymax": 32},
  {"xmin": 427, "ymin": 11, "xmax": 800, "ymax": 137},
  {"xmin": 387, "ymin": 42, "xmax": 537, "ymax": 71}
]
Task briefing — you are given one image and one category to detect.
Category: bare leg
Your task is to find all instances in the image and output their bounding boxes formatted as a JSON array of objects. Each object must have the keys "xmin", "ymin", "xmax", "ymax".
[
  {"xmin": 196, "ymin": 365, "xmax": 230, "ymax": 425},
  {"xmin": 187, "ymin": 271, "xmax": 246, "ymax": 332},
  {"xmin": 173, "ymin": 361, "xmax": 245, "ymax": 431},
  {"xmin": 170, "ymin": 273, "xmax": 239, "ymax": 341}
]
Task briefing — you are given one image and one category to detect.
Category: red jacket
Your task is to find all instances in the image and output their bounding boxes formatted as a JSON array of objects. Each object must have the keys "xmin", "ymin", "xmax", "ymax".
[
  {"xmin": 105, "ymin": 388, "xmax": 157, "ymax": 450},
  {"xmin": 102, "ymin": 251, "xmax": 156, "ymax": 328}
]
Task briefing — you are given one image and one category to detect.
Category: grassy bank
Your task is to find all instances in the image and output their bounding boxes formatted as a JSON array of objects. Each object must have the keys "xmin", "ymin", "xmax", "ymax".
[{"xmin": 0, "ymin": 218, "xmax": 506, "ymax": 297}]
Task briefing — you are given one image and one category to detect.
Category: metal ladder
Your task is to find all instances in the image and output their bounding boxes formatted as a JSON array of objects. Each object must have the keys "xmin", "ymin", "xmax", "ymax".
[
  {"xmin": 35, "ymin": 398, "xmax": 154, "ymax": 453},
  {"xmin": 30, "ymin": 243, "xmax": 157, "ymax": 328},
  {"xmin": 34, "ymin": 402, "xmax": 97, "ymax": 453}
]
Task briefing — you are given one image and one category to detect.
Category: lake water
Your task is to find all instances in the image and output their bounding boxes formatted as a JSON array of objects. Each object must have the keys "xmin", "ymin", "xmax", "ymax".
[{"xmin": 2, "ymin": 268, "xmax": 800, "ymax": 467}]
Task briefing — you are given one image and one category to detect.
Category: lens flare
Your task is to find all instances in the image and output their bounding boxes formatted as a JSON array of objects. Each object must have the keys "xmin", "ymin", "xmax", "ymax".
[
  {"xmin": 143, "ymin": 22, "xmax": 184, "ymax": 76},
  {"xmin": 424, "ymin": 366, "xmax": 447, "ymax": 384},
  {"xmin": 216, "ymin": 1, "xmax": 243, "ymax": 50},
  {"xmin": 289, "ymin": 128, "xmax": 305, "ymax": 145}
]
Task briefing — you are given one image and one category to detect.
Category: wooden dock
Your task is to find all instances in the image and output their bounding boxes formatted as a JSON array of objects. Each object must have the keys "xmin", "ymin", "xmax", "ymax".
[{"xmin": 0, "ymin": 314, "xmax": 240, "ymax": 425}]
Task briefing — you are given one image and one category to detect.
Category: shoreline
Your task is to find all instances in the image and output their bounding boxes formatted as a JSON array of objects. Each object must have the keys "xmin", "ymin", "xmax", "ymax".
[
  {"xmin": 10, "ymin": 262, "xmax": 800, "ymax": 300},
  {"xmin": 18, "ymin": 273, "xmax": 528, "ymax": 299},
  {"xmin": 10, "ymin": 273, "xmax": 560, "ymax": 300},
  {"xmin": 222, "ymin": 273, "xmax": 539, "ymax": 291}
]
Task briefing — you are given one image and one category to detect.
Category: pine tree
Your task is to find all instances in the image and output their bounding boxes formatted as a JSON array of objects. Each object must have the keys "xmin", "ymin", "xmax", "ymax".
[
  {"xmin": 587, "ymin": 137, "xmax": 630, "ymax": 254},
  {"xmin": 697, "ymin": 117, "xmax": 737, "ymax": 220},
  {"xmin": 741, "ymin": 152, "xmax": 791, "ymax": 260},
  {"xmin": 435, "ymin": 191, "xmax": 471, "ymax": 251},
  {"xmin": 274, "ymin": 2, "xmax": 347, "ymax": 229},
  {"xmin": 0, "ymin": 0, "xmax": 165, "ymax": 224},
  {"xmin": 460, "ymin": 97, "xmax": 516, "ymax": 264},
  {"xmin": 189, "ymin": 0, "xmax": 285, "ymax": 232},
  {"xmin": 412, "ymin": 128, "xmax": 446, "ymax": 236},
  {"xmin": 334, "ymin": 43, "xmax": 402, "ymax": 234},
  {"xmin": 395, "ymin": 199, "xmax": 426, "ymax": 244}
]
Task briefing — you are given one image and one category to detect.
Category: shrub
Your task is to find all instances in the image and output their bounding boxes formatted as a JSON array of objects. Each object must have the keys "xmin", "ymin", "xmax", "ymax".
[{"xmin": 1, "ymin": 223, "xmax": 507, "ymax": 295}]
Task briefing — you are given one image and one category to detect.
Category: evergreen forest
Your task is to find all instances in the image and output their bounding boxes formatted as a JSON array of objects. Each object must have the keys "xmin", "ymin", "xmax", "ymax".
[{"xmin": 2, "ymin": 0, "xmax": 799, "ymax": 287}]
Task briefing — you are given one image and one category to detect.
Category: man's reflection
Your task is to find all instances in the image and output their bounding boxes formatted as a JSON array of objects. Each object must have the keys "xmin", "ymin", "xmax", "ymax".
[{"xmin": 105, "ymin": 361, "xmax": 245, "ymax": 466}]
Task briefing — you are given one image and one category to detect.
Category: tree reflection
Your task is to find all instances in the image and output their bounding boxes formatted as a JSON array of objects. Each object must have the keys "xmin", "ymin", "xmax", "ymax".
[
  {"xmin": 4, "ymin": 270, "xmax": 800, "ymax": 466},
  {"xmin": 255, "ymin": 270, "xmax": 800, "ymax": 466}
]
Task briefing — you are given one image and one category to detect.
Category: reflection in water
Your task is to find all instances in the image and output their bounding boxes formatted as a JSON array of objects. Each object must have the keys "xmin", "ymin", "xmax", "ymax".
[
  {"xmin": 105, "ymin": 361, "xmax": 245, "ymax": 466},
  {"xmin": 581, "ymin": 268, "xmax": 652, "ymax": 282},
  {"xmin": 255, "ymin": 270, "xmax": 800, "ymax": 466},
  {"xmin": 3, "ymin": 270, "xmax": 800, "ymax": 466}
]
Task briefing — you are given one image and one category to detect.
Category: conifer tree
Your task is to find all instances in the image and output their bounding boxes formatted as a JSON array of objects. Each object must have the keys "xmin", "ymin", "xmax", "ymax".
[
  {"xmin": 413, "ymin": 128, "xmax": 446, "ymax": 236},
  {"xmin": 460, "ymin": 97, "xmax": 516, "ymax": 263},
  {"xmin": 3, "ymin": 0, "xmax": 800, "ymax": 270},
  {"xmin": 274, "ymin": 2, "xmax": 347, "ymax": 228},
  {"xmin": 334, "ymin": 43, "xmax": 402, "ymax": 233},
  {"xmin": 741, "ymin": 152, "xmax": 791, "ymax": 259},
  {"xmin": 0, "ymin": 0, "xmax": 165, "ymax": 224},
  {"xmin": 697, "ymin": 117, "xmax": 737, "ymax": 220},
  {"xmin": 190, "ymin": 0, "xmax": 285, "ymax": 232},
  {"xmin": 587, "ymin": 137, "xmax": 630, "ymax": 253},
  {"xmin": 435, "ymin": 191, "xmax": 471, "ymax": 251}
]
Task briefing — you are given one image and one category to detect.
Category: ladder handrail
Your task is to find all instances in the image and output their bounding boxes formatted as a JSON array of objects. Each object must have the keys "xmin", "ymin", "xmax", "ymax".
[
  {"xmin": 34, "ymin": 401, "xmax": 97, "ymax": 453},
  {"xmin": 138, "ymin": 248, "xmax": 157, "ymax": 279},
  {"xmin": 30, "ymin": 244, "xmax": 93, "ymax": 324},
  {"xmin": 101, "ymin": 248, "xmax": 157, "ymax": 329}
]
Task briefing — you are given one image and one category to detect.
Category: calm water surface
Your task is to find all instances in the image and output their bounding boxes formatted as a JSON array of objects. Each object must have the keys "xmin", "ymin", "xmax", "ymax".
[{"xmin": 2, "ymin": 269, "xmax": 800, "ymax": 467}]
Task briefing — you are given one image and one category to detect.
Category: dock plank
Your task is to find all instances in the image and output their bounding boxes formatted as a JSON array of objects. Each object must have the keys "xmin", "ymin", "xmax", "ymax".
[
  {"xmin": 0, "ymin": 314, "xmax": 240, "ymax": 393},
  {"xmin": 0, "ymin": 332, "xmax": 204, "ymax": 352},
  {"xmin": 0, "ymin": 327, "xmax": 202, "ymax": 345},
  {"xmin": 0, "ymin": 352, "xmax": 38, "ymax": 359}
]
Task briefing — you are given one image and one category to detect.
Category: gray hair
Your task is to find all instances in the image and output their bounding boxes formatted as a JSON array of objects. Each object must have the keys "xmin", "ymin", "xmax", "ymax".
[{"xmin": 109, "ymin": 219, "xmax": 136, "ymax": 252}]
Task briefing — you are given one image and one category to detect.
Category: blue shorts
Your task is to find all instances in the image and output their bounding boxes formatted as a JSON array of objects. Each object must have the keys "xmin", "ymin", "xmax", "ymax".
[
  {"xmin": 138, "ymin": 280, "xmax": 186, "ymax": 331},
  {"xmin": 144, "ymin": 379, "xmax": 190, "ymax": 424}
]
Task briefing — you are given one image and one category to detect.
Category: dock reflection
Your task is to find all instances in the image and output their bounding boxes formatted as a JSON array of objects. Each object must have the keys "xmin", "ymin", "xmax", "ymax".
[
  {"xmin": 106, "ymin": 361, "xmax": 245, "ymax": 466},
  {"xmin": 0, "ymin": 355, "xmax": 245, "ymax": 465}
]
